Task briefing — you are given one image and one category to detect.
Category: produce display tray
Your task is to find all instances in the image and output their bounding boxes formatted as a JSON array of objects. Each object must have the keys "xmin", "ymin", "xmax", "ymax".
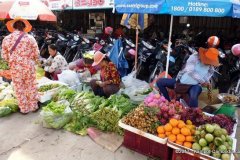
[
  {"xmin": 172, "ymin": 150, "xmax": 201, "ymax": 160},
  {"xmin": 119, "ymin": 120, "xmax": 167, "ymax": 144},
  {"xmin": 204, "ymin": 112, "xmax": 238, "ymax": 138},
  {"xmin": 38, "ymin": 81, "xmax": 68, "ymax": 103},
  {"xmin": 122, "ymin": 130, "xmax": 172, "ymax": 160},
  {"xmin": 167, "ymin": 138, "xmax": 237, "ymax": 160},
  {"xmin": 230, "ymin": 111, "xmax": 238, "ymax": 138}
]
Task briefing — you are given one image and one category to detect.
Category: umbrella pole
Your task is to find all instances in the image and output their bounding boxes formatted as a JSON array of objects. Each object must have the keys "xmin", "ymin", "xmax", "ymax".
[
  {"xmin": 165, "ymin": 15, "xmax": 174, "ymax": 78},
  {"xmin": 134, "ymin": 14, "xmax": 139, "ymax": 74}
]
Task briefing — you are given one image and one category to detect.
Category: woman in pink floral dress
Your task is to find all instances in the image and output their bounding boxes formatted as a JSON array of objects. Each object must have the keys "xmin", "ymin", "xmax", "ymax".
[{"xmin": 1, "ymin": 18, "xmax": 40, "ymax": 114}]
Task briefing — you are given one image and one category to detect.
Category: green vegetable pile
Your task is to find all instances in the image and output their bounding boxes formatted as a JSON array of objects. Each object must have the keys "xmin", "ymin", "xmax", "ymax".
[
  {"xmin": 64, "ymin": 92, "xmax": 103, "ymax": 135},
  {"xmin": 0, "ymin": 98, "xmax": 18, "ymax": 117},
  {"xmin": 63, "ymin": 92, "xmax": 136, "ymax": 135},
  {"xmin": 40, "ymin": 101, "xmax": 73, "ymax": 129},
  {"xmin": 42, "ymin": 101, "xmax": 66, "ymax": 114},
  {"xmin": 38, "ymin": 84, "xmax": 60, "ymax": 92},
  {"xmin": 36, "ymin": 66, "xmax": 45, "ymax": 79},
  {"xmin": 0, "ymin": 59, "xmax": 9, "ymax": 70},
  {"xmin": 90, "ymin": 106, "xmax": 122, "ymax": 134},
  {"xmin": 53, "ymin": 87, "xmax": 76, "ymax": 103}
]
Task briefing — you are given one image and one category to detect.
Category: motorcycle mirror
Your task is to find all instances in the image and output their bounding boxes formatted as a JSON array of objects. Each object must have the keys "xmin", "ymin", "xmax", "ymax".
[{"xmin": 220, "ymin": 54, "xmax": 226, "ymax": 58}]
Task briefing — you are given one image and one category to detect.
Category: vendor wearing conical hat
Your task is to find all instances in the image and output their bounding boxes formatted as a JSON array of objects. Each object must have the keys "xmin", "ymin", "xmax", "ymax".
[
  {"xmin": 90, "ymin": 51, "xmax": 121, "ymax": 98},
  {"xmin": 156, "ymin": 36, "xmax": 220, "ymax": 108}
]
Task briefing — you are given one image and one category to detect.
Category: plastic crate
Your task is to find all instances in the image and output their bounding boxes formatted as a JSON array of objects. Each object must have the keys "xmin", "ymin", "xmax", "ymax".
[
  {"xmin": 172, "ymin": 149, "xmax": 200, "ymax": 160},
  {"xmin": 123, "ymin": 130, "xmax": 172, "ymax": 160}
]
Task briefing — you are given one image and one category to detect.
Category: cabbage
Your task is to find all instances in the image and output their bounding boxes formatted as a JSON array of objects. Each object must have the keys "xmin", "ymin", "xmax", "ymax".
[
  {"xmin": 0, "ymin": 107, "xmax": 12, "ymax": 117},
  {"xmin": 0, "ymin": 99, "xmax": 18, "ymax": 112}
]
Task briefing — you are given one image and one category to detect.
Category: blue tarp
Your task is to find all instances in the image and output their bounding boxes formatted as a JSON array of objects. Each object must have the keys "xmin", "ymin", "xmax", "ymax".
[{"xmin": 109, "ymin": 39, "xmax": 129, "ymax": 77}]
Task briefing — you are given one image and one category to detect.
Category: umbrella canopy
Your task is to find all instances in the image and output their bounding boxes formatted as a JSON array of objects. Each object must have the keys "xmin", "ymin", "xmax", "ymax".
[
  {"xmin": 0, "ymin": 0, "xmax": 14, "ymax": 20},
  {"xmin": 121, "ymin": 13, "xmax": 148, "ymax": 30},
  {"xmin": 0, "ymin": 0, "xmax": 56, "ymax": 22}
]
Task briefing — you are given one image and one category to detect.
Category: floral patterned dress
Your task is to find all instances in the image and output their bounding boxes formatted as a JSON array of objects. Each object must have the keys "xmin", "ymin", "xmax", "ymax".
[
  {"xmin": 100, "ymin": 62, "xmax": 121, "ymax": 85},
  {"xmin": 1, "ymin": 31, "xmax": 40, "ymax": 113}
]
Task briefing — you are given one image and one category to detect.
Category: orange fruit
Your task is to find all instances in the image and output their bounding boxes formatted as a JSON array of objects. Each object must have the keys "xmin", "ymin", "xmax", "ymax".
[
  {"xmin": 164, "ymin": 123, "xmax": 173, "ymax": 132},
  {"xmin": 181, "ymin": 127, "xmax": 191, "ymax": 136},
  {"xmin": 172, "ymin": 127, "xmax": 180, "ymax": 135},
  {"xmin": 186, "ymin": 125, "xmax": 193, "ymax": 130},
  {"xmin": 157, "ymin": 126, "xmax": 165, "ymax": 134},
  {"xmin": 158, "ymin": 133, "xmax": 166, "ymax": 138},
  {"xmin": 183, "ymin": 142, "xmax": 192, "ymax": 148},
  {"xmin": 169, "ymin": 119, "xmax": 179, "ymax": 127},
  {"xmin": 178, "ymin": 121, "xmax": 186, "ymax": 128},
  {"xmin": 168, "ymin": 134, "xmax": 176, "ymax": 142},
  {"xmin": 175, "ymin": 141, "xmax": 183, "ymax": 145},
  {"xmin": 178, "ymin": 120, "xmax": 185, "ymax": 124},
  {"xmin": 177, "ymin": 134, "xmax": 186, "ymax": 142},
  {"xmin": 191, "ymin": 129, "xmax": 195, "ymax": 134},
  {"xmin": 165, "ymin": 132, "xmax": 172, "ymax": 136},
  {"xmin": 186, "ymin": 136, "xmax": 193, "ymax": 142},
  {"xmin": 186, "ymin": 120, "xmax": 192, "ymax": 125}
]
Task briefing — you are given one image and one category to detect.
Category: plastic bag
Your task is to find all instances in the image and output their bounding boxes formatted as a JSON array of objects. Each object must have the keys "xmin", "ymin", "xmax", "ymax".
[
  {"xmin": 68, "ymin": 61, "xmax": 77, "ymax": 70},
  {"xmin": 40, "ymin": 100, "xmax": 73, "ymax": 129},
  {"xmin": 58, "ymin": 70, "xmax": 80, "ymax": 87},
  {"xmin": 121, "ymin": 71, "xmax": 137, "ymax": 88},
  {"xmin": 121, "ymin": 71, "xmax": 151, "ymax": 103},
  {"xmin": 78, "ymin": 69, "xmax": 91, "ymax": 82}
]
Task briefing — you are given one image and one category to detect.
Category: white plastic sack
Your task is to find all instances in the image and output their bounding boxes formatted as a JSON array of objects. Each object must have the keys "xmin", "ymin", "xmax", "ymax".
[
  {"xmin": 121, "ymin": 71, "xmax": 151, "ymax": 103},
  {"xmin": 78, "ymin": 69, "xmax": 91, "ymax": 82},
  {"xmin": 122, "ymin": 71, "xmax": 137, "ymax": 88},
  {"xmin": 58, "ymin": 70, "xmax": 80, "ymax": 87},
  {"xmin": 40, "ymin": 100, "xmax": 73, "ymax": 129}
]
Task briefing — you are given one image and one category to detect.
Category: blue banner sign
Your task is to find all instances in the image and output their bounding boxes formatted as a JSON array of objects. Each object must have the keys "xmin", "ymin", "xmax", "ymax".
[
  {"xmin": 167, "ymin": 0, "xmax": 232, "ymax": 17},
  {"xmin": 114, "ymin": 0, "xmax": 167, "ymax": 14}
]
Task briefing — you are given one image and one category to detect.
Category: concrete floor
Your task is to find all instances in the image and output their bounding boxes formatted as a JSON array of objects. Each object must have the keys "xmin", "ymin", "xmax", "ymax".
[
  {"xmin": 0, "ymin": 110, "xmax": 239, "ymax": 160},
  {"xmin": 0, "ymin": 112, "xmax": 148, "ymax": 160}
]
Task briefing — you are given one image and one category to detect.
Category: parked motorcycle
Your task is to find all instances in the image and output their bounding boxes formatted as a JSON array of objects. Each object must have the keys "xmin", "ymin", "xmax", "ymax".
[
  {"xmin": 39, "ymin": 31, "xmax": 58, "ymax": 59},
  {"xmin": 136, "ymin": 39, "xmax": 158, "ymax": 81},
  {"xmin": 228, "ymin": 59, "xmax": 240, "ymax": 96}
]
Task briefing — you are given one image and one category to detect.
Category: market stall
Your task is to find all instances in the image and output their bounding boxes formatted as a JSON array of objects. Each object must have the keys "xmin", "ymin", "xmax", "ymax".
[
  {"xmin": 119, "ymin": 93, "xmax": 238, "ymax": 160},
  {"xmin": 0, "ymin": 57, "xmax": 239, "ymax": 160},
  {"xmin": 111, "ymin": 1, "xmax": 240, "ymax": 158}
]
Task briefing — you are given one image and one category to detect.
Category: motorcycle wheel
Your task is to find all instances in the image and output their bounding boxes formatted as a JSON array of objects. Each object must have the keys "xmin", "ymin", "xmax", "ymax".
[
  {"xmin": 63, "ymin": 48, "xmax": 71, "ymax": 58},
  {"xmin": 228, "ymin": 79, "xmax": 240, "ymax": 96}
]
